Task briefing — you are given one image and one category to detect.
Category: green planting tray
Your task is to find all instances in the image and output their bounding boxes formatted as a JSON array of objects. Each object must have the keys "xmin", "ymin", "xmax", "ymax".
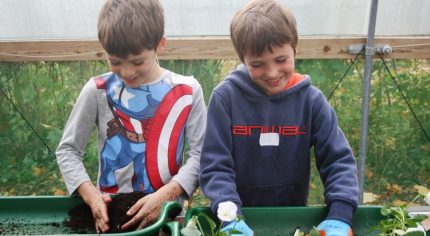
[
  {"xmin": 0, "ymin": 196, "xmax": 181, "ymax": 235},
  {"xmin": 184, "ymin": 205, "xmax": 411, "ymax": 236}
]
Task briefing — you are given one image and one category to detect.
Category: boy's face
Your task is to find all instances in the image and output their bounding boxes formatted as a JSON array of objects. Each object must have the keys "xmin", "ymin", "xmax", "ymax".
[
  {"xmin": 107, "ymin": 49, "xmax": 160, "ymax": 88},
  {"xmin": 243, "ymin": 43, "xmax": 296, "ymax": 96}
]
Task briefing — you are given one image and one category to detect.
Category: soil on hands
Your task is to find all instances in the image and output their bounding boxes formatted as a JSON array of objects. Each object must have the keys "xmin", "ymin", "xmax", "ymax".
[{"xmin": 64, "ymin": 192, "xmax": 146, "ymax": 233}]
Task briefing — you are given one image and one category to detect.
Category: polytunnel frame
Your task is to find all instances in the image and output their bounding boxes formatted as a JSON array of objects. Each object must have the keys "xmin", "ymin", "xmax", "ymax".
[
  {"xmin": 347, "ymin": 0, "xmax": 430, "ymax": 206},
  {"xmin": 358, "ymin": 0, "xmax": 379, "ymax": 205}
]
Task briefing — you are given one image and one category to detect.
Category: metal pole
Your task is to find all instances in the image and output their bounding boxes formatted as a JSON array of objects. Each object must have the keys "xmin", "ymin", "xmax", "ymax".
[{"xmin": 358, "ymin": 0, "xmax": 378, "ymax": 205}]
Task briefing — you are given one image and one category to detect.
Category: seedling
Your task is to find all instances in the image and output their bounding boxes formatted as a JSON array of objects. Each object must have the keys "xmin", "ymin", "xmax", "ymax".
[{"xmin": 369, "ymin": 205, "xmax": 427, "ymax": 236}]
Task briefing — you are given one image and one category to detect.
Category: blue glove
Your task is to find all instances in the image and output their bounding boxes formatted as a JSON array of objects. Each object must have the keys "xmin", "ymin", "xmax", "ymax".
[
  {"xmin": 221, "ymin": 219, "xmax": 254, "ymax": 236},
  {"xmin": 317, "ymin": 219, "xmax": 352, "ymax": 236}
]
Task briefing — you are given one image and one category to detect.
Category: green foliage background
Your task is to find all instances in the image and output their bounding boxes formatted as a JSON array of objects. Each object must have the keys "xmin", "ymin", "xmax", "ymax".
[{"xmin": 0, "ymin": 59, "xmax": 429, "ymax": 206}]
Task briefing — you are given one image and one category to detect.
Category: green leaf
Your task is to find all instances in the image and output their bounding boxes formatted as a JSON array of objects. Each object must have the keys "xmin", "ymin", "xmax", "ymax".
[
  {"xmin": 412, "ymin": 214, "xmax": 427, "ymax": 222},
  {"xmin": 381, "ymin": 206, "xmax": 392, "ymax": 216},
  {"xmin": 197, "ymin": 213, "xmax": 217, "ymax": 232},
  {"xmin": 404, "ymin": 231, "xmax": 425, "ymax": 236},
  {"xmin": 309, "ymin": 227, "xmax": 321, "ymax": 236},
  {"xmin": 228, "ymin": 229, "xmax": 243, "ymax": 234}
]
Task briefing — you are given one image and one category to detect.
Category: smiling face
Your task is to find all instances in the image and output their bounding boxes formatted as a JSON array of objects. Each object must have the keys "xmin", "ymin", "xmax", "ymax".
[
  {"xmin": 243, "ymin": 43, "xmax": 296, "ymax": 96},
  {"xmin": 107, "ymin": 48, "xmax": 162, "ymax": 88}
]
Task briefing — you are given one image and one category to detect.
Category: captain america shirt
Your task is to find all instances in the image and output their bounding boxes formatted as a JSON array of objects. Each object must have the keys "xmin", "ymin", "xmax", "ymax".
[{"xmin": 56, "ymin": 69, "xmax": 206, "ymax": 196}]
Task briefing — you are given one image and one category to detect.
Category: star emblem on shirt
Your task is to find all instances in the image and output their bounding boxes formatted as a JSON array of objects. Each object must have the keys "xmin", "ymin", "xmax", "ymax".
[
  {"xmin": 112, "ymin": 85, "xmax": 135, "ymax": 109},
  {"xmin": 120, "ymin": 88, "xmax": 135, "ymax": 108},
  {"xmin": 112, "ymin": 85, "xmax": 121, "ymax": 100}
]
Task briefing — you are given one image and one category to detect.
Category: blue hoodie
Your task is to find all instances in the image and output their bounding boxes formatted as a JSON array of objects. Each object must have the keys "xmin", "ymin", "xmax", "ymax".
[{"xmin": 199, "ymin": 64, "xmax": 359, "ymax": 225}]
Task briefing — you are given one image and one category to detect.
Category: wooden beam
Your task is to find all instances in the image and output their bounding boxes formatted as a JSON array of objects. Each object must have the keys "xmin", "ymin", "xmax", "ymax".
[{"xmin": 0, "ymin": 37, "xmax": 429, "ymax": 61}]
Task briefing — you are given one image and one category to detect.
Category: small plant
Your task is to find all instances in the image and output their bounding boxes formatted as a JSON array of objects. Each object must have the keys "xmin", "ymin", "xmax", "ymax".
[
  {"xmin": 293, "ymin": 227, "xmax": 325, "ymax": 236},
  {"xmin": 181, "ymin": 201, "xmax": 243, "ymax": 236},
  {"xmin": 369, "ymin": 192, "xmax": 430, "ymax": 236},
  {"xmin": 369, "ymin": 205, "xmax": 426, "ymax": 236}
]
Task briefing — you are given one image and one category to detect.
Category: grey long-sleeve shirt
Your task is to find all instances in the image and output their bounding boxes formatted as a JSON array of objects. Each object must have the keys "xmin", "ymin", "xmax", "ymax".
[{"xmin": 56, "ymin": 69, "xmax": 206, "ymax": 197}]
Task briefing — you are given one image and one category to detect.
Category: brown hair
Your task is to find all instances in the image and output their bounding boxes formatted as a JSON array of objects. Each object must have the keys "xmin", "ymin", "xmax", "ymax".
[
  {"xmin": 230, "ymin": 0, "xmax": 298, "ymax": 62},
  {"xmin": 98, "ymin": 0, "xmax": 164, "ymax": 58}
]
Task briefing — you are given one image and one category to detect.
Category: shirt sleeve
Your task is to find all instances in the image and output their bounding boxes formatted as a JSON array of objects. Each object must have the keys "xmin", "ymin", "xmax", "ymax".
[
  {"xmin": 56, "ymin": 79, "xmax": 98, "ymax": 195},
  {"xmin": 172, "ymin": 78, "xmax": 207, "ymax": 197},
  {"xmin": 199, "ymin": 89, "xmax": 243, "ymax": 214},
  {"xmin": 312, "ymin": 93, "xmax": 359, "ymax": 226}
]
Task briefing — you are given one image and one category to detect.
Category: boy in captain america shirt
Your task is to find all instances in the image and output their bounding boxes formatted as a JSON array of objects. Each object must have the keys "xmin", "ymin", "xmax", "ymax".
[
  {"xmin": 56, "ymin": 0, "xmax": 206, "ymax": 233},
  {"xmin": 199, "ymin": 0, "xmax": 358, "ymax": 235}
]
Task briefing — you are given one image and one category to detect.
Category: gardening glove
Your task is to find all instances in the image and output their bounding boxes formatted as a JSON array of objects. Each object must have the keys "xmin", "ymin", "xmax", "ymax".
[
  {"xmin": 221, "ymin": 219, "xmax": 254, "ymax": 236},
  {"xmin": 317, "ymin": 219, "xmax": 353, "ymax": 236}
]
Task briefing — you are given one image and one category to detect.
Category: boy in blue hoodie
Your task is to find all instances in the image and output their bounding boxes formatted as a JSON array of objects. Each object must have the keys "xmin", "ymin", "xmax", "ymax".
[{"xmin": 199, "ymin": 0, "xmax": 358, "ymax": 235}]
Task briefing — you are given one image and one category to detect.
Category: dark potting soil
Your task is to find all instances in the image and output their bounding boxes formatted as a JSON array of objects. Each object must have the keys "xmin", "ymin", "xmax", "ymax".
[{"xmin": 64, "ymin": 192, "xmax": 146, "ymax": 234}]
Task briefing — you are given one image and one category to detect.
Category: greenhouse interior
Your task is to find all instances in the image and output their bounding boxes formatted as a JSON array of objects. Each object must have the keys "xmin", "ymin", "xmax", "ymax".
[{"xmin": 0, "ymin": 0, "xmax": 429, "ymax": 235}]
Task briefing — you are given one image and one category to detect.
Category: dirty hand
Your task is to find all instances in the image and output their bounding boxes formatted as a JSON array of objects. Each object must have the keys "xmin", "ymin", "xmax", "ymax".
[
  {"xmin": 317, "ymin": 219, "xmax": 352, "ymax": 236},
  {"xmin": 90, "ymin": 193, "xmax": 112, "ymax": 233},
  {"xmin": 78, "ymin": 182, "xmax": 112, "ymax": 233},
  {"xmin": 221, "ymin": 219, "xmax": 254, "ymax": 236},
  {"xmin": 121, "ymin": 181, "xmax": 183, "ymax": 230}
]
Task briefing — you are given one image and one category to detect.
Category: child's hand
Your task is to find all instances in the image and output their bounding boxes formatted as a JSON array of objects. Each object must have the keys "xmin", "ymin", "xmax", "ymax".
[
  {"xmin": 121, "ymin": 181, "xmax": 184, "ymax": 230},
  {"xmin": 90, "ymin": 193, "xmax": 112, "ymax": 233},
  {"xmin": 121, "ymin": 192, "xmax": 162, "ymax": 230},
  {"xmin": 78, "ymin": 182, "xmax": 112, "ymax": 233}
]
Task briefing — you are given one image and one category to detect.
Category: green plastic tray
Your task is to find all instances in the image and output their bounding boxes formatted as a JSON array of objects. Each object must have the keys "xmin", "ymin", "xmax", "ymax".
[
  {"xmin": 184, "ymin": 205, "xmax": 390, "ymax": 236},
  {"xmin": 0, "ymin": 196, "xmax": 181, "ymax": 235}
]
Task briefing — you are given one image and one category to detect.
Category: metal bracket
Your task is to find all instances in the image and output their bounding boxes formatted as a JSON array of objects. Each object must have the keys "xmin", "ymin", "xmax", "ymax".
[{"xmin": 347, "ymin": 44, "xmax": 392, "ymax": 55}]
